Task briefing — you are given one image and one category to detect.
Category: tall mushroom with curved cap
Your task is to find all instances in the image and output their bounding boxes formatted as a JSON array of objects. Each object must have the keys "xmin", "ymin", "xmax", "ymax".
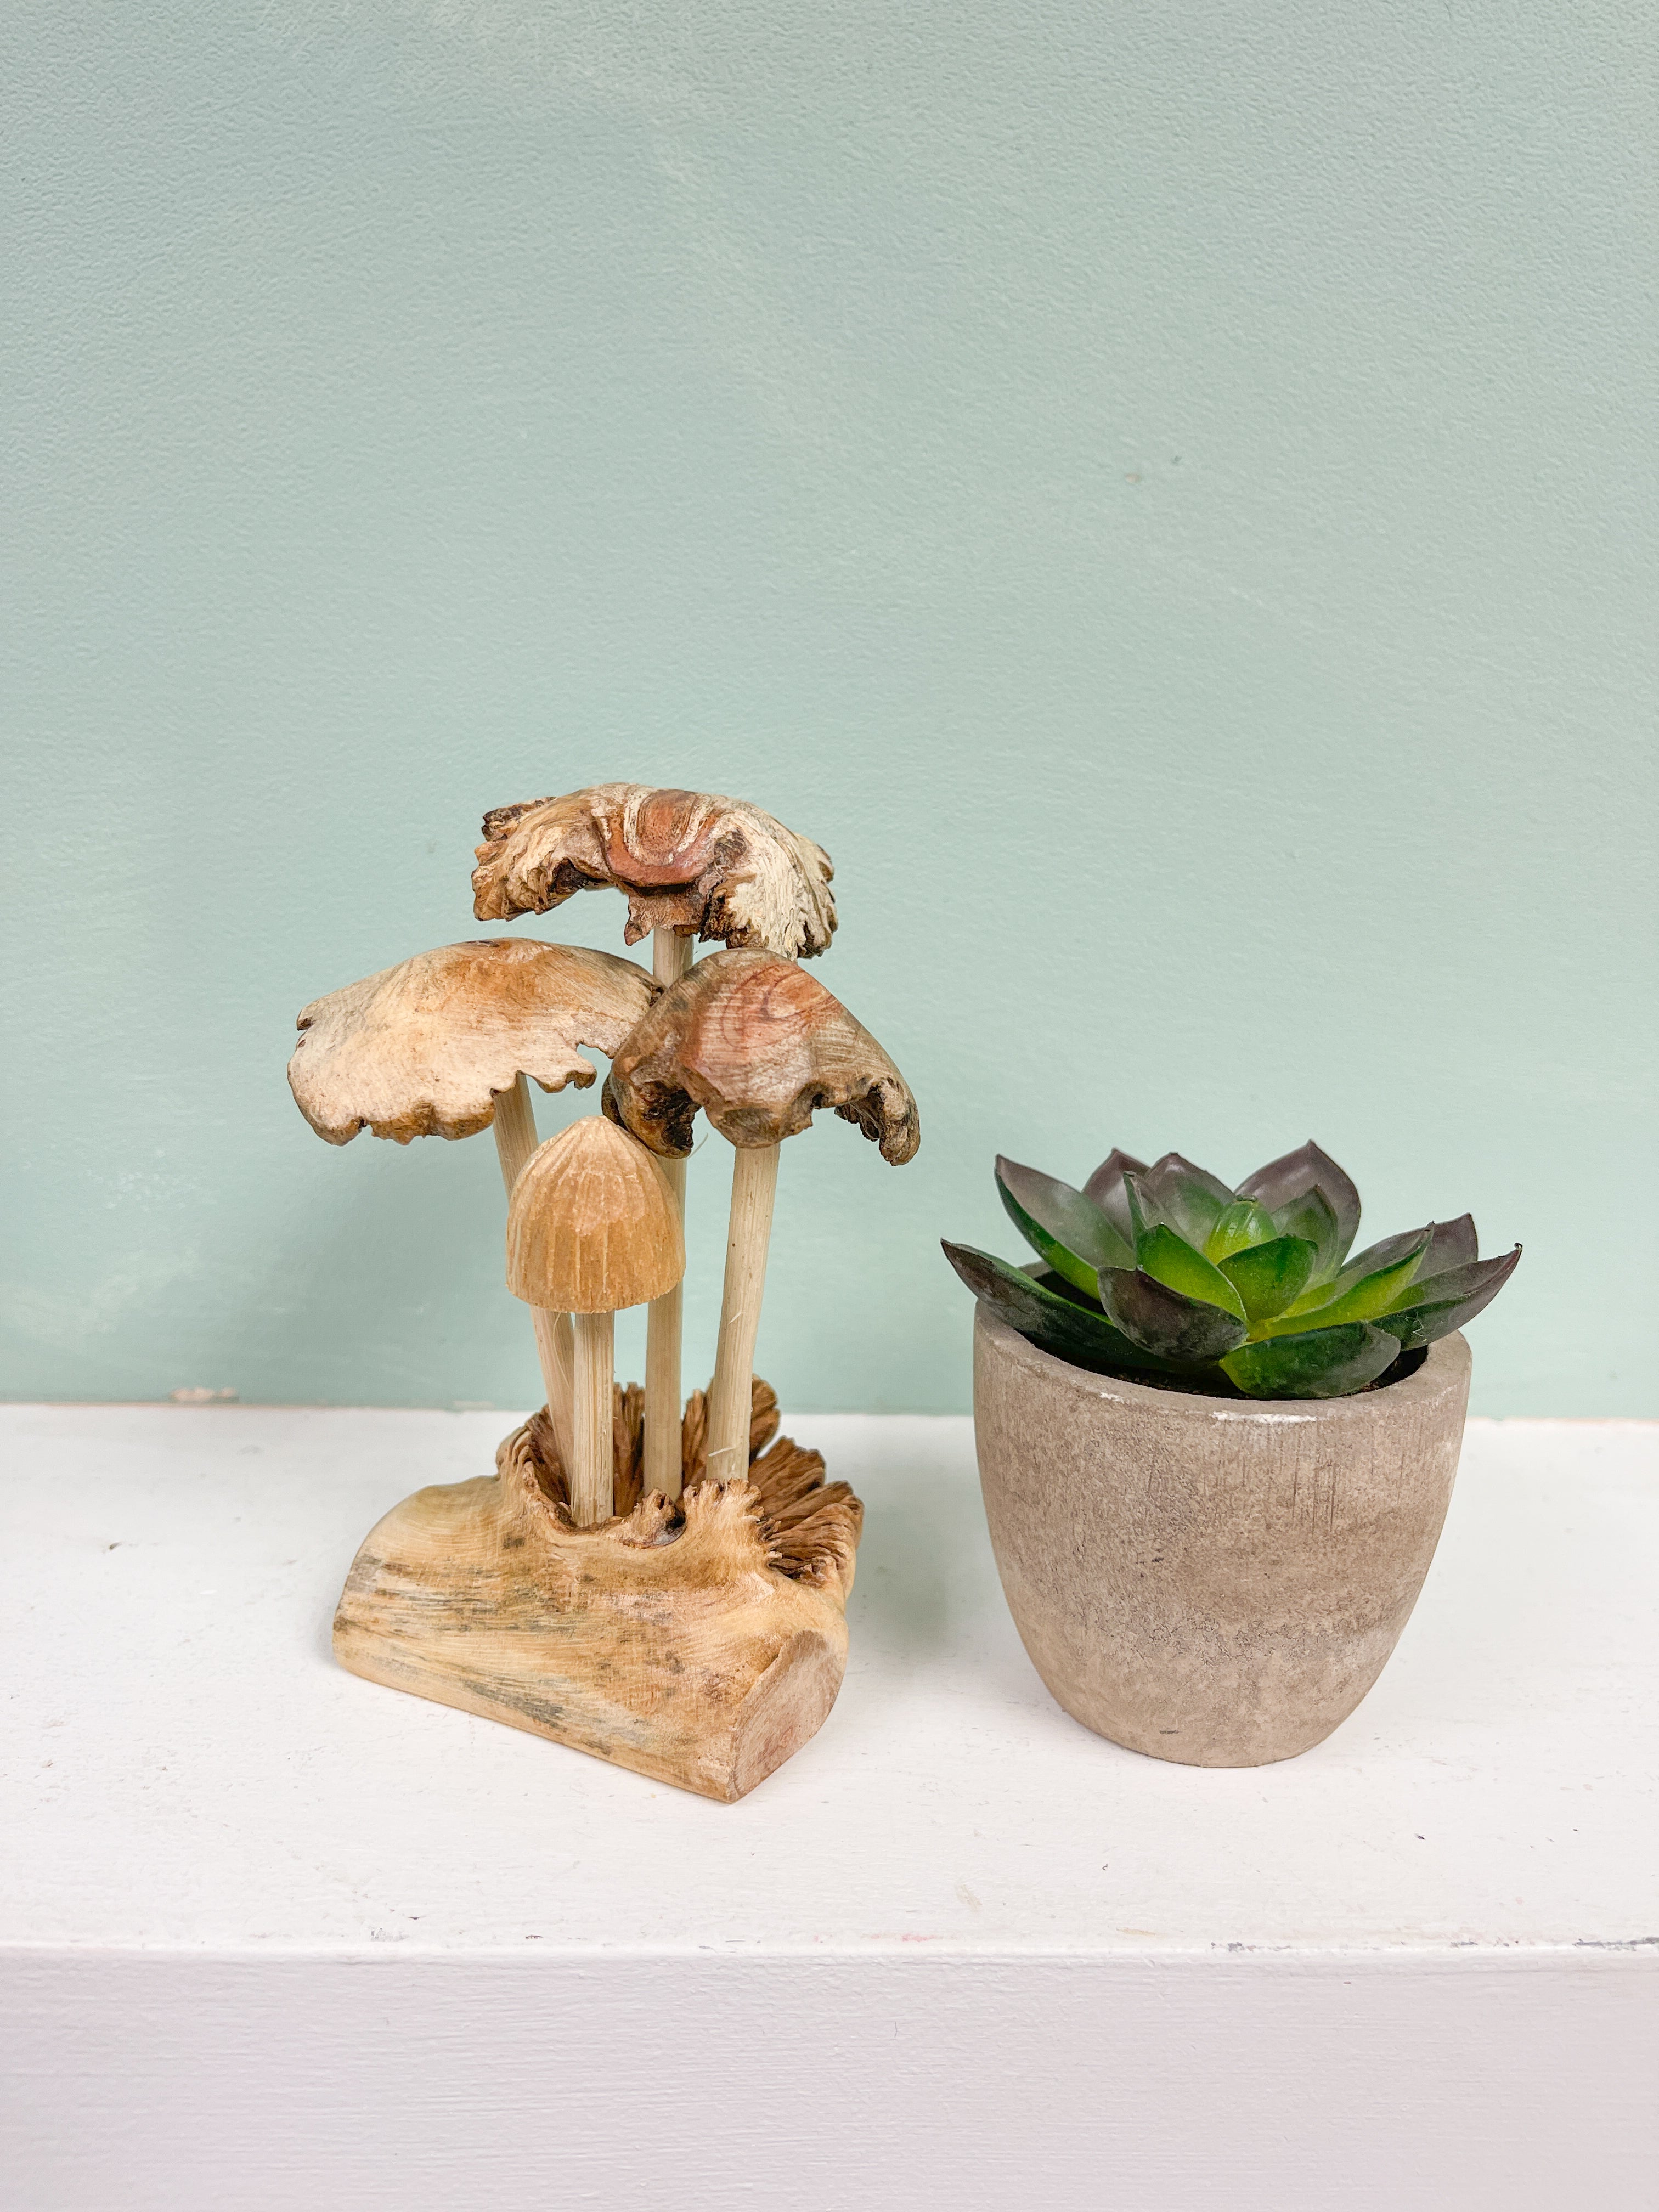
[
  {"xmin": 472, "ymin": 783, "xmax": 839, "ymax": 1498},
  {"xmin": 506, "ymin": 1118, "xmax": 684, "ymax": 1526},
  {"xmin": 604, "ymin": 949, "xmax": 919, "ymax": 1483},
  {"xmin": 288, "ymin": 938, "xmax": 657, "ymax": 1468}
]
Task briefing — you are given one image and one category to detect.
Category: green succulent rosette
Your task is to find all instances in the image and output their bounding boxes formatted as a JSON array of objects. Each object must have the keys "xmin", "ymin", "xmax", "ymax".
[{"xmin": 944, "ymin": 1141, "xmax": 1519, "ymax": 1400}]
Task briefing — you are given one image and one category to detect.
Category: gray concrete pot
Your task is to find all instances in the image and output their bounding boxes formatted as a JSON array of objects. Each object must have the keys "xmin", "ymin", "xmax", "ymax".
[{"xmin": 973, "ymin": 1306, "xmax": 1471, "ymax": 1767}]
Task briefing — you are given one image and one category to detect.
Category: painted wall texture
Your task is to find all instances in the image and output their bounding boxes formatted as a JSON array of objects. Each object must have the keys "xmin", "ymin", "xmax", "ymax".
[{"xmin": 4, "ymin": 3, "xmax": 1655, "ymax": 1415}]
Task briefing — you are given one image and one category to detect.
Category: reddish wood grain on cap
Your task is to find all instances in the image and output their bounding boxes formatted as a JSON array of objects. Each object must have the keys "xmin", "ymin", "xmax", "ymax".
[
  {"xmin": 602, "ymin": 948, "xmax": 920, "ymax": 1162},
  {"xmin": 472, "ymin": 783, "xmax": 836, "ymax": 958}
]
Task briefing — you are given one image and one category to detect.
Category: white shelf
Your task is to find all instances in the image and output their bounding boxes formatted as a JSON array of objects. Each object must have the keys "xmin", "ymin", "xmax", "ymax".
[{"xmin": 4, "ymin": 1405, "xmax": 1656, "ymax": 2209}]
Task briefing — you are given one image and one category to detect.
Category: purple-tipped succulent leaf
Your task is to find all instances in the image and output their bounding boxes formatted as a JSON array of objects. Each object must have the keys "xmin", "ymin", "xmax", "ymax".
[
  {"xmin": 1139, "ymin": 1153, "xmax": 1236, "ymax": 1250},
  {"xmin": 1222, "ymin": 1322, "xmax": 1402, "ymax": 1400},
  {"xmin": 995, "ymin": 1158, "xmax": 1133, "ymax": 1290},
  {"xmin": 1081, "ymin": 1149, "xmax": 1148, "ymax": 1243},
  {"xmin": 1237, "ymin": 1142, "xmax": 1361, "ymax": 1266},
  {"xmin": 1377, "ymin": 1246, "xmax": 1521, "ymax": 1350},
  {"xmin": 1097, "ymin": 1266, "xmax": 1249, "ymax": 1366},
  {"xmin": 942, "ymin": 1243, "xmax": 1180, "ymax": 1375},
  {"xmin": 1423, "ymin": 1213, "xmax": 1479, "ymax": 1273}
]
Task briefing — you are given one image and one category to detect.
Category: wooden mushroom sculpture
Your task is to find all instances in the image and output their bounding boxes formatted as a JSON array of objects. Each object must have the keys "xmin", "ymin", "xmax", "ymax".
[
  {"xmin": 300, "ymin": 788, "xmax": 913, "ymax": 1802},
  {"xmin": 506, "ymin": 1118, "xmax": 684, "ymax": 1526},
  {"xmin": 605, "ymin": 949, "xmax": 921, "ymax": 1481},
  {"xmin": 288, "ymin": 938, "xmax": 656, "ymax": 1468},
  {"xmin": 472, "ymin": 783, "xmax": 838, "ymax": 1498}
]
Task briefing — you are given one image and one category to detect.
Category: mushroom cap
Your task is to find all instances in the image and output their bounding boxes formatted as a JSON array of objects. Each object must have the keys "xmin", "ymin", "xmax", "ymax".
[
  {"xmin": 602, "ymin": 949, "xmax": 920, "ymax": 1165},
  {"xmin": 471, "ymin": 783, "xmax": 837, "ymax": 960},
  {"xmin": 506, "ymin": 1117, "xmax": 685, "ymax": 1313},
  {"xmin": 289, "ymin": 938, "xmax": 657, "ymax": 1145}
]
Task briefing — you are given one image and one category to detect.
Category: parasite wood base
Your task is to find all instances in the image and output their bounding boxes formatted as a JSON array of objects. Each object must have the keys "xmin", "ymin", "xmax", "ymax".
[{"xmin": 332, "ymin": 1383, "xmax": 861, "ymax": 1802}]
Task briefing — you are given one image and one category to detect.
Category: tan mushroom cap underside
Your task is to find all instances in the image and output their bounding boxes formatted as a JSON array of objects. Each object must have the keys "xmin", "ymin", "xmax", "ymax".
[
  {"xmin": 506, "ymin": 1117, "xmax": 685, "ymax": 1314},
  {"xmin": 602, "ymin": 949, "xmax": 921, "ymax": 1165},
  {"xmin": 471, "ymin": 783, "xmax": 837, "ymax": 960},
  {"xmin": 289, "ymin": 939, "xmax": 657, "ymax": 1146}
]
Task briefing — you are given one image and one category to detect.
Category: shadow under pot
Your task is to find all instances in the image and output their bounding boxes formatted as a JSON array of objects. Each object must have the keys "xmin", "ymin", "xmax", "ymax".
[{"xmin": 972, "ymin": 1305, "xmax": 1471, "ymax": 1768}]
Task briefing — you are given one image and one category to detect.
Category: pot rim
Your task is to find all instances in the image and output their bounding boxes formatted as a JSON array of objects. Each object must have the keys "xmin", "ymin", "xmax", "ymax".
[{"xmin": 974, "ymin": 1303, "xmax": 1470, "ymax": 1428}]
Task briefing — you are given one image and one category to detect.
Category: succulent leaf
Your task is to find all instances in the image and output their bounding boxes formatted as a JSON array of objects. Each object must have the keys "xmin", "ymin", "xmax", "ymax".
[
  {"xmin": 1377, "ymin": 1245, "xmax": 1522, "ymax": 1350},
  {"xmin": 1121, "ymin": 1171, "xmax": 1168, "ymax": 1248},
  {"xmin": 1238, "ymin": 1142, "xmax": 1361, "ymax": 1266},
  {"xmin": 1037, "ymin": 1266, "xmax": 1120, "ymax": 1315},
  {"xmin": 1135, "ymin": 1224, "xmax": 1246, "ymax": 1321},
  {"xmin": 1081, "ymin": 1149, "xmax": 1149, "ymax": 1243},
  {"xmin": 1205, "ymin": 1198, "xmax": 1279, "ymax": 1264},
  {"xmin": 1221, "ymin": 1322, "xmax": 1401, "ymax": 1399},
  {"xmin": 1267, "ymin": 1183, "xmax": 1343, "ymax": 1283},
  {"xmin": 1140, "ymin": 1153, "xmax": 1235, "ymax": 1250},
  {"xmin": 1218, "ymin": 1233, "xmax": 1319, "ymax": 1321},
  {"xmin": 1265, "ymin": 1238, "xmax": 1429, "ymax": 1333},
  {"xmin": 1423, "ymin": 1212, "xmax": 1478, "ymax": 1273},
  {"xmin": 940, "ymin": 1242, "xmax": 1182, "ymax": 1374},
  {"xmin": 1098, "ymin": 1267, "xmax": 1249, "ymax": 1365},
  {"xmin": 1308, "ymin": 1223, "xmax": 1435, "ymax": 1303},
  {"xmin": 995, "ymin": 1156, "xmax": 1133, "ymax": 1291}
]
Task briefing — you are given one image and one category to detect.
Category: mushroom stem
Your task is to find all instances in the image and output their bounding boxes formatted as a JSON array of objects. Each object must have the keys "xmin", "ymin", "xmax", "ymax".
[
  {"xmin": 644, "ymin": 929, "xmax": 693, "ymax": 1498},
  {"xmin": 705, "ymin": 1142, "xmax": 781, "ymax": 1482},
  {"xmin": 570, "ymin": 1310, "xmax": 615, "ymax": 1527},
  {"xmin": 492, "ymin": 1076, "xmax": 575, "ymax": 1473}
]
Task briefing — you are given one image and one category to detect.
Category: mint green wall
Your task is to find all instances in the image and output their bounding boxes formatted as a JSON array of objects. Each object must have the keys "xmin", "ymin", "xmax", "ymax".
[{"xmin": 4, "ymin": 3, "xmax": 1654, "ymax": 1414}]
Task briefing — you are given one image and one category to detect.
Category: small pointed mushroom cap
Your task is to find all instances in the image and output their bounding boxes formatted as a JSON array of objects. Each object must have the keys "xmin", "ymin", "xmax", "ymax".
[
  {"xmin": 471, "ymin": 783, "xmax": 837, "ymax": 959},
  {"xmin": 289, "ymin": 939, "xmax": 657, "ymax": 1145},
  {"xmin": 506, "ymin": 1118, "xmax": 685, "ymax": 1314},
  {"xmin": 602, "ymin": 949, "xmax": 919, "ymax": 1164}
]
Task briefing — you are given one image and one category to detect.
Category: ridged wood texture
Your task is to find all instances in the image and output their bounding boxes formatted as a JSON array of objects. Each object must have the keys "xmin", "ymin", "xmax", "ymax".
[
  {"xmin": 506, "ymin": 1117, "xmax": 684, "ymax": 1314},
  {"xmin": 705, "ymin": 1143, "xmax": 780, "ymax": 1482},
  {"xmin": 644, "ymin": 927, "xmax": 693, "ymax": 1497},
  {"xmin": 471, "ymin": 782, "xmax": 837, "ymax": 960},
  {"xmin": 569, "ymin": 1310, "xmax": 615, "ymax": 1528},
  {"xmin": 332, "ymin": 1382, "xmax": 861, "ymax": 1802},
  {"xmin": 289, "ymin": 938, "xmax": 656, "ymax": 1144},
  {"xmin": 490, "ymin": 1074, "xmax": 575, "ymax": 1474},
  {"xmin": 603, "ymin": 948, "xmax": 919, "ymax": 1163},
  {"xmin": 973, "ymin": 1308, "xmax": 1471, "ymax": 1767}
]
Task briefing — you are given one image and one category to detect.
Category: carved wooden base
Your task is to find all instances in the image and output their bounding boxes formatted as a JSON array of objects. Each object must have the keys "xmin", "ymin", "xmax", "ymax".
[{"xmin": 332, "ymin": 1384, "xmax": 861, "ymax": 1802}]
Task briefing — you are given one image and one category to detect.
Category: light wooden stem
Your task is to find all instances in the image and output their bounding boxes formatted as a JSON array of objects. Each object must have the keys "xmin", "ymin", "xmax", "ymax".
[
  {"xmin": 570, "ymin": 1310, "xmax": 615, "ymax": 1527},
  {"xmin": 492, "ymin": 1075, "xmax": 575, "ymax": 1474},
  {"xmin": 645, "ymin": 928, "xmax": 693, "ymax": 1498},
  {"xmin": 706, "ymin": 1143, "xmax": 781, "ymax": 1483}
]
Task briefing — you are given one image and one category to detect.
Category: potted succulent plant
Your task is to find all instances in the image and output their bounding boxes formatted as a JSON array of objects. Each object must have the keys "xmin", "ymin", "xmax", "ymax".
[{"xmin": 944, "ymin": 1143, "xmax": 1520, "ymax": 1768}]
